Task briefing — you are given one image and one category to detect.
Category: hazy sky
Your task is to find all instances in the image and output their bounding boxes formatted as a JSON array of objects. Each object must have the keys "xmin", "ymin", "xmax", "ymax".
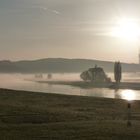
[{"xmin": 1, "ymin": 0, "xmax": 140, "ymax": 63}]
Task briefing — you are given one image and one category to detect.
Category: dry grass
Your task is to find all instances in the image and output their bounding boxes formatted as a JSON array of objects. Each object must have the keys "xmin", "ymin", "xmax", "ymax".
[{"xmin": 0, "ymin": 88, "xmax": 140, "ymax": 139}]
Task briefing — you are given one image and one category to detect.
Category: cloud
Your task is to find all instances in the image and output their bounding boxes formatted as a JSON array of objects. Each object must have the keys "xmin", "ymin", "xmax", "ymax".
[
  {"xmin": 42, "ymin": 7, "xmax": 48, "ymax": 11},
  {"xmin": 52, "ymin": 10, "xmax": 60, "ymax": 15},
  {"xmin": 34, "ymin": 6, "xmax": 61, "ymax": 15}
]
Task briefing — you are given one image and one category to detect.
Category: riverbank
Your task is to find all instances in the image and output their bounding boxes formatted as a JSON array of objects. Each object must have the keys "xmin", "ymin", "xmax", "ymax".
[{"xmin": 0, "ymin": 88, "xmax": 140, "ymax": 139}]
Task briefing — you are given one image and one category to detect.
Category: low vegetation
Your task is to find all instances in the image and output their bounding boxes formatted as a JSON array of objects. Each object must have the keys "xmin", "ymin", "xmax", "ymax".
[{"xmin": 0, "ymin": 89, "xmax": 140, "ymax": 139}]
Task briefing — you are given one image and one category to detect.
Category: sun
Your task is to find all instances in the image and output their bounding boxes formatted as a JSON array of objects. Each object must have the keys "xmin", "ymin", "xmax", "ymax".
[{"xmin": 111, "ymin": 18, "xmax": 140, "ymax": 40}]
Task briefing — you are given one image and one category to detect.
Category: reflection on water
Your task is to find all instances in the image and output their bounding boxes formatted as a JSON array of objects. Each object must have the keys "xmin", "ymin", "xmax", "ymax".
[
  {"xmin": 120, "ymin": 90, "xmax": 136, "ymax": 101},
  {"xmin": 114, "ymin": 89, "xmax": 140, "ymax": 101},
  {"xmin": 0, "ymin": 73, "xmax": 140, "ymax": 100}
]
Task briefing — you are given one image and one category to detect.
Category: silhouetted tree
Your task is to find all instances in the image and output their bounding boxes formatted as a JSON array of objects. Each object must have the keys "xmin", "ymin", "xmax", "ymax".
[{"xmin": 114, "ymin": 61, "xmax": 122, "ymax": 83}]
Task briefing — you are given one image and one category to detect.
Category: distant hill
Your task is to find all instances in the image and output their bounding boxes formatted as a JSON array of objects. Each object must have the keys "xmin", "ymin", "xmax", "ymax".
[{"xmin": 0, "ymin": 58, "xmax": 139, "ymax": 73}]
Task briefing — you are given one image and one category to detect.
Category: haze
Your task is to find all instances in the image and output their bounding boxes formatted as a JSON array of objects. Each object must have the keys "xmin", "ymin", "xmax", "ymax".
[{"xmin": 0, "ymin": 0, "xmax": 140, "ymax": 63}]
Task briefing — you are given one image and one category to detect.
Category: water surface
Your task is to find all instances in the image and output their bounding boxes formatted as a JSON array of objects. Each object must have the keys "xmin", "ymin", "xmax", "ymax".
[{"xmin": 0, "ymin": 73, "xmax": 140, "ymax": 100}]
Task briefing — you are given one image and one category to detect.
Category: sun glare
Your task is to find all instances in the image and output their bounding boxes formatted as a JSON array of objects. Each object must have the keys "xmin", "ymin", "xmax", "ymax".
[
  {"xmin": 121, "ymin": 90, "xmax": 136, "ymax": 101},
  {"xmin": 111, "ymin": 18, "xmax": 140, "ymax": 40}
]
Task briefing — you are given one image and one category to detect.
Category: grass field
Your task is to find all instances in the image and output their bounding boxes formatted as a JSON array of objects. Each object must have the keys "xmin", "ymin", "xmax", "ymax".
[{"xmin": 0, "ymin": 88, "xmax": 140, "ymax": 139}]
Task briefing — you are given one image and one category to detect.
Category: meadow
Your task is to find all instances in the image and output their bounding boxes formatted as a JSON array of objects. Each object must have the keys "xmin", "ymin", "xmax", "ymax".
[{"xmin": 0, "ymin": 89, "xmax": 140, "ymax": 139}]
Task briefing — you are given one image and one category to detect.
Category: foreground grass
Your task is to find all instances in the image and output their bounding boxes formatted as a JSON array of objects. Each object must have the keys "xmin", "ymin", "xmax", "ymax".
[{"xmin": 0, "ymin": 89, "xmax": 140, "ymax": 139}]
